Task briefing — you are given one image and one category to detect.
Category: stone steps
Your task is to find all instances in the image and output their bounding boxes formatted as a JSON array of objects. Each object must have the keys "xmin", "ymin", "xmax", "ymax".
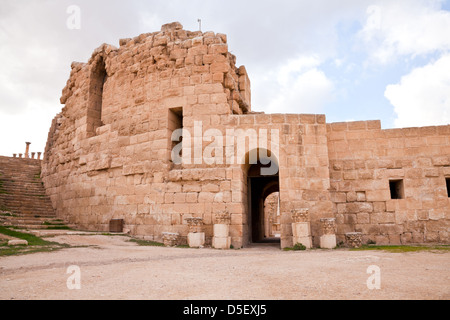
[{"xmin": 0, "ymin": 156, "xmax": 70, "ymax": 230}]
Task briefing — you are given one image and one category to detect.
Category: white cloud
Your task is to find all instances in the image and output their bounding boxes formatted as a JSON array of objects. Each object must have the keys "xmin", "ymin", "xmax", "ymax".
[
  {"xmin": 0, "ymin": 104, "xmax": 56, "ymax": 156},
  {"xmin": 263, "ymin": 56, "xmax": 335, "ymax": 114},
  {"xmin": 359, "ymin": 0, "xmax": 450, "ymax": 63},
  {"xmin": 385, "ymin": 53, "xmax": 450, "ymax": 128}
]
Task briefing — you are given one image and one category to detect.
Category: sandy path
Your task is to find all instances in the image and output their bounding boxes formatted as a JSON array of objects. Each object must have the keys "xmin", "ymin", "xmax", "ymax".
[{"xmin": 0, "ymin": 234, "xmax": 449, "ymax": 300}]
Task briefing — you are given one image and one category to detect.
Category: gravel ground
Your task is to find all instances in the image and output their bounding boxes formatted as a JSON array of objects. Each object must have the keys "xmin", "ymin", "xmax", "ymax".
[{"xmin": 0, "ymin": 233, "xmax": 449, "ymax": 300}]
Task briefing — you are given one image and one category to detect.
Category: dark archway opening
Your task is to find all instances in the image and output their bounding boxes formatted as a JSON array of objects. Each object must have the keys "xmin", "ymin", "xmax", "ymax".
[{"xmin": 247, "ymin": 162, "xmax": 280, "ymax": 244}]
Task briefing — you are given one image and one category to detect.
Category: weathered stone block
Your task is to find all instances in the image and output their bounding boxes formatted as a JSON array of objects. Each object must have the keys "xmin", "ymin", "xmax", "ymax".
[
  {"xmin": 345, "ymin": 232, "xmax": 363, "ymax": 248},
  {"xmin": 162, "ymin": 232, "xmax": 179, "ymax": 247},
  {"xmin": 213, "ymin": 224, "xmax": 230, "ymax": 238},
  {"xmin": 212, "ymin": 236, "xmax": 231, "ymax": 249},
  {"xmin": 293, "ymin": 236, "xmax": 312, "ymax": 249},
  {"xmin": 320, "ymin": 235, "xmax": 336, "ymax": 249},
  {"xmin": 187, "ymin": 232, "xmax": 205, "ymax": 248},
  {"xmin": 292, "ymin": 222, "xmax": 311, "ymax": 237},
  {"xmin": 8, "ymin": 240, "xmax": 28, "ymax": 246},
  {"xmin": 292, "ymin": 222, "xmax": 312, "ymax": 248}
]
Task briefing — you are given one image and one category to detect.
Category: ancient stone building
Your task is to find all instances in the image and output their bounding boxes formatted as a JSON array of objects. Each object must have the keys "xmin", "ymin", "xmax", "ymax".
[{"xmin": 42, "ymin": 22, "xmax": 450, "ymax": 249}]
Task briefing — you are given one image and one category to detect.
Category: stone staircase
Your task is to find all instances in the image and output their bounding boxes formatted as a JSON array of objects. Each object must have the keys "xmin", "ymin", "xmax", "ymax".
[{"xmin": 0, "ymin": 156, "xmax": 69, "ymax": 230}]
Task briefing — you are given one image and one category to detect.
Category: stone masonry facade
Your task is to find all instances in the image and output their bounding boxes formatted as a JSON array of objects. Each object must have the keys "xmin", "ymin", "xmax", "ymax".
[{"xmin": 42, "ymin": 22, "xmax": 449, "ymax": 248}]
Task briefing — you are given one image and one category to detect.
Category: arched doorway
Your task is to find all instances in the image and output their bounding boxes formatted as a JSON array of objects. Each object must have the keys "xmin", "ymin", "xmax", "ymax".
[
  {"xmin": 263, "ymin": 192, "xmax": 281, "ymax": 239},
  {"xmin": 245, "ymin": 149, "xmax": 280, "ymax": 245}
]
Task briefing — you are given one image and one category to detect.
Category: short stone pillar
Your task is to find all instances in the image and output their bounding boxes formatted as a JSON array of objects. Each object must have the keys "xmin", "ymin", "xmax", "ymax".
[
  {"xmin": 162, "ymin": 232, "xmax": 179, "ymax": 247},
  {"xmin": 37, "ymin": 152, "xmax": 42, "ymax": 160},
  {"xmin": 291, "ymin": 209, "xmax": 312, "ymax": 249},
  {"xmin": 213, "ymin": 212, "xmax": 231, "ymax": 249},
  {"xmin": 345, "ymin": 232, "xmax": 363, "ymax": 248},
  {"xmin": 320, "ymin": 218, "xmax": 337, "ymax": 249},
  {"xmin": 25, "ymin": 142, "xmax": 31, "ymax": 159},
  {"xmin": 13, "ymin": 154, "xmax": 17, "ymax": 158},
  {"xmin": 186, "ymin": 217, "xmax": 205, "ymax": 248},
  {"xmin": 19, "ymin": 154, "xmax": 23, "ymax": 158},
  {"xmin": 31, "ymin": 152, "xmax": 35, "ymax": 159}
]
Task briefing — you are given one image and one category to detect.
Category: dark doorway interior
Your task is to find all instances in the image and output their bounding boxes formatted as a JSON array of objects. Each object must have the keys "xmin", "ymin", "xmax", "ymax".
[{"xmin": 248, "ymin": 162, "xmax": 280, "ymax": 244}]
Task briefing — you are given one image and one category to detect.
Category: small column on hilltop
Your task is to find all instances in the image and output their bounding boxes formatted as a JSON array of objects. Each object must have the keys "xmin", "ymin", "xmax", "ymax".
[
  {"xmin": 291, "ymin": 209, "xmax": 312, "ymax": 249},
  {"xmin": 19, "ymin": 154, "xmax": 23, "ymax": 158},
  {"xmin": 185, "ymin": 217, "xmax": 205, "ymax": 248},
  {"xmin": 31, "ymin": 152, "xmax": 35, "ymax": 159},
  {"xmin": 13, "ymin": 154, "xmax": 17, "ymax": 158},
  {"xmin": 320, "ymin": 218, "xmax": 337, "ymax": 249},
  {"xmin": 37, "ymin": 152, "xmax": 42, "ymax": 160},
  {"xmin": 213, "ymin": 211, "xmax": 231, "ymax": 249},
  {"xmin": 25, "ymin": 142, "xmax": 31, "ymax": 159}
]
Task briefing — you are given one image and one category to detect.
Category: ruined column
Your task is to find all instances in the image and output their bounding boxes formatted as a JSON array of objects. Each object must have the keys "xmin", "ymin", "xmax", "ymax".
[
  {"xmin": 31, "ymin": 152, "xmax": 35, "ymax": 159},
  {"xmin": 320, "ymin": 218, "xmax": 337, "ymax": 249},
  {"xmin": 19, "ymin": 154, "xmax": 23, "ymax": 158},
  {"xmin": 162, "ymin": 232, "xmax": 179, "ymax": 247},
  {"xmin": 25, "ymin": 142, "xmax": 31, "ymax": 159},
  {"xmin": 345, "ymin": 232, "xmax": 363, "ymax": 248},
  {"xmin": 13, "ymin": 154, "xmax": 17, "ymax": 158},
  {"xmin": 291, "ymin": 209, "xmax": 312, "ymax": 249},
  {"xmin": 185, "ymin": 217, "xmax": 205, "ymax": 248},
  {"xmin": 213, "ymin": 212, "xmax": 231, "ymax": 249},
  {"xmin": 37, "ymin": 152, "xmax": 42, "ymax": 160}
]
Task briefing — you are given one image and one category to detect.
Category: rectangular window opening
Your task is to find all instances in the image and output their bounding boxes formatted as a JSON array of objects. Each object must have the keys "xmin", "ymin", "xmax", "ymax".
[
  {"xmin": 389, "ymin": 179, "xmax": 404, "ymax": 200},
  {"xmin": 168, "ymin": 107, "xmax": 183, "ymax": 163},
  {"xmin": 446, "ymin": 178, "xmax": 450, "ymax": 198},
  {"xmin": 87, "ymin": 58, "xmax": 107, "ymax": 136}
]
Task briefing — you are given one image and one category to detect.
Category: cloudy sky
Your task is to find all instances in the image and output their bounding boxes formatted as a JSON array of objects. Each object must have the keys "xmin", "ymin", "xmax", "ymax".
[{"xmin": 1, "ymin": 0, "xmax": 450, "ymax": 156}]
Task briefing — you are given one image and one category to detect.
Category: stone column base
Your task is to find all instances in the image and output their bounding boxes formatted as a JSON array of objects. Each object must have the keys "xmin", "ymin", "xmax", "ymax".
[
  {"xmin": 214, "ymin": 224, "xmax": 229, "ymax": 238},
  {"xmin": 212, "ymin": 236, "xmax": 231, "ymax": 249},
  {"xmin": 188, "ymin": 232, "xmax": 205, "ymax": 248},
  {"xmin": 213, "ymin": 223, "xmax": 231, "ymax": 249},
  {"xmin": 320, "ymin": 234, "xmax": 337, "ymax": 249}
]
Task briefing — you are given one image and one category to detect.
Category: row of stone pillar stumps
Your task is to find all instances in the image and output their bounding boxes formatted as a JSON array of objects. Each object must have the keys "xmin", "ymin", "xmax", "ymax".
[
  {"xmin": 161, "ymin": 212, "xmax": 232, "ymax": 249},
  {"xmin": 161, "ymin": 210, "xmax": 364, "ymax": 250},
  {"xmin": 291, "ymin": 209, "xmax": 363, "ymax": 249},
  {"xmin": 12, "ymin": 142, "xmax": 42, "ymax": 160}
]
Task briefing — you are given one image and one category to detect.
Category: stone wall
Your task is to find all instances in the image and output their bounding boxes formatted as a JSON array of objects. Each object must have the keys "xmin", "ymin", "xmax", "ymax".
[
  {"xmin": 41, "ymin": 22, "xmax": 262, "ymax": 247},
  {"xmin": 42, "ymin": 22, "xmax": 449, "ymax": 249},
  {"xmin": 327, "ymin": 120, "xmax": 450, "ymax": 244}
]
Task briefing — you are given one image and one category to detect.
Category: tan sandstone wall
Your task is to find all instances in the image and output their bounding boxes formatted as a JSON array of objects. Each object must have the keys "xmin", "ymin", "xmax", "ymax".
[
  {"xmin": 42, "ymin": 22, "xmax": 254, "ymax": 247},
  {"xmin": 327, "ymin": 121, "xmax": 450, "ymax": 244},
  {"xmin": 42, "ymin": 21, "xmax": 449, "ymax": 249}
]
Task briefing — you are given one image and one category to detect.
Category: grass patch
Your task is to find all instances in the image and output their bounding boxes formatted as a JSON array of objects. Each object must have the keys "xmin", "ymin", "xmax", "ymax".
[
  {"xmin": 129, "ymin": 238, "xmax": 195, "ymax": 249},
  {"xmin": 0, "ymin": 226, "xmax": 70, "ymax": 256},
  {"xmin": 42, "ymin": 220, "xmax": 71, "ymax": 230},
  {"xmin": 45, "ymin": 225, "xmax": 71, "ymax": 230},
  {"xmin": 351, "ymin": 244, "xmax": 450, "ymax": 253},
  {"xmin": 176, "ymin": 244, "xmax": 191, "ymax": 249},
  {"xmin": 129, "ymin": 238, "xmax": 165, "ymax": 247},
  {"xmin": 283, "ymin": 243, "xmax": 308, "ymax": 251},
  {"xmin": 0, "ymin": 211, "xmax": 17, "ymax": 217},
  {"xmin": 0, "ymin": 179, "xmax": 8, "ymax": 194}
]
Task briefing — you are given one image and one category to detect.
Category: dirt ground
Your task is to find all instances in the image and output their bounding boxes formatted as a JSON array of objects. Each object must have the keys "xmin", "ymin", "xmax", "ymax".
[{"xmin": 0, "ymin": 232, "xmax": 449, "ymax": 300}]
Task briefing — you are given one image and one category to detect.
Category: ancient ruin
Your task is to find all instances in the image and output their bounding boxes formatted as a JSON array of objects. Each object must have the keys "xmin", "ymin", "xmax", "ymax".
[{"xmin": 39, "ymin": 22, "xmax": 449, "ymax": 249}]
